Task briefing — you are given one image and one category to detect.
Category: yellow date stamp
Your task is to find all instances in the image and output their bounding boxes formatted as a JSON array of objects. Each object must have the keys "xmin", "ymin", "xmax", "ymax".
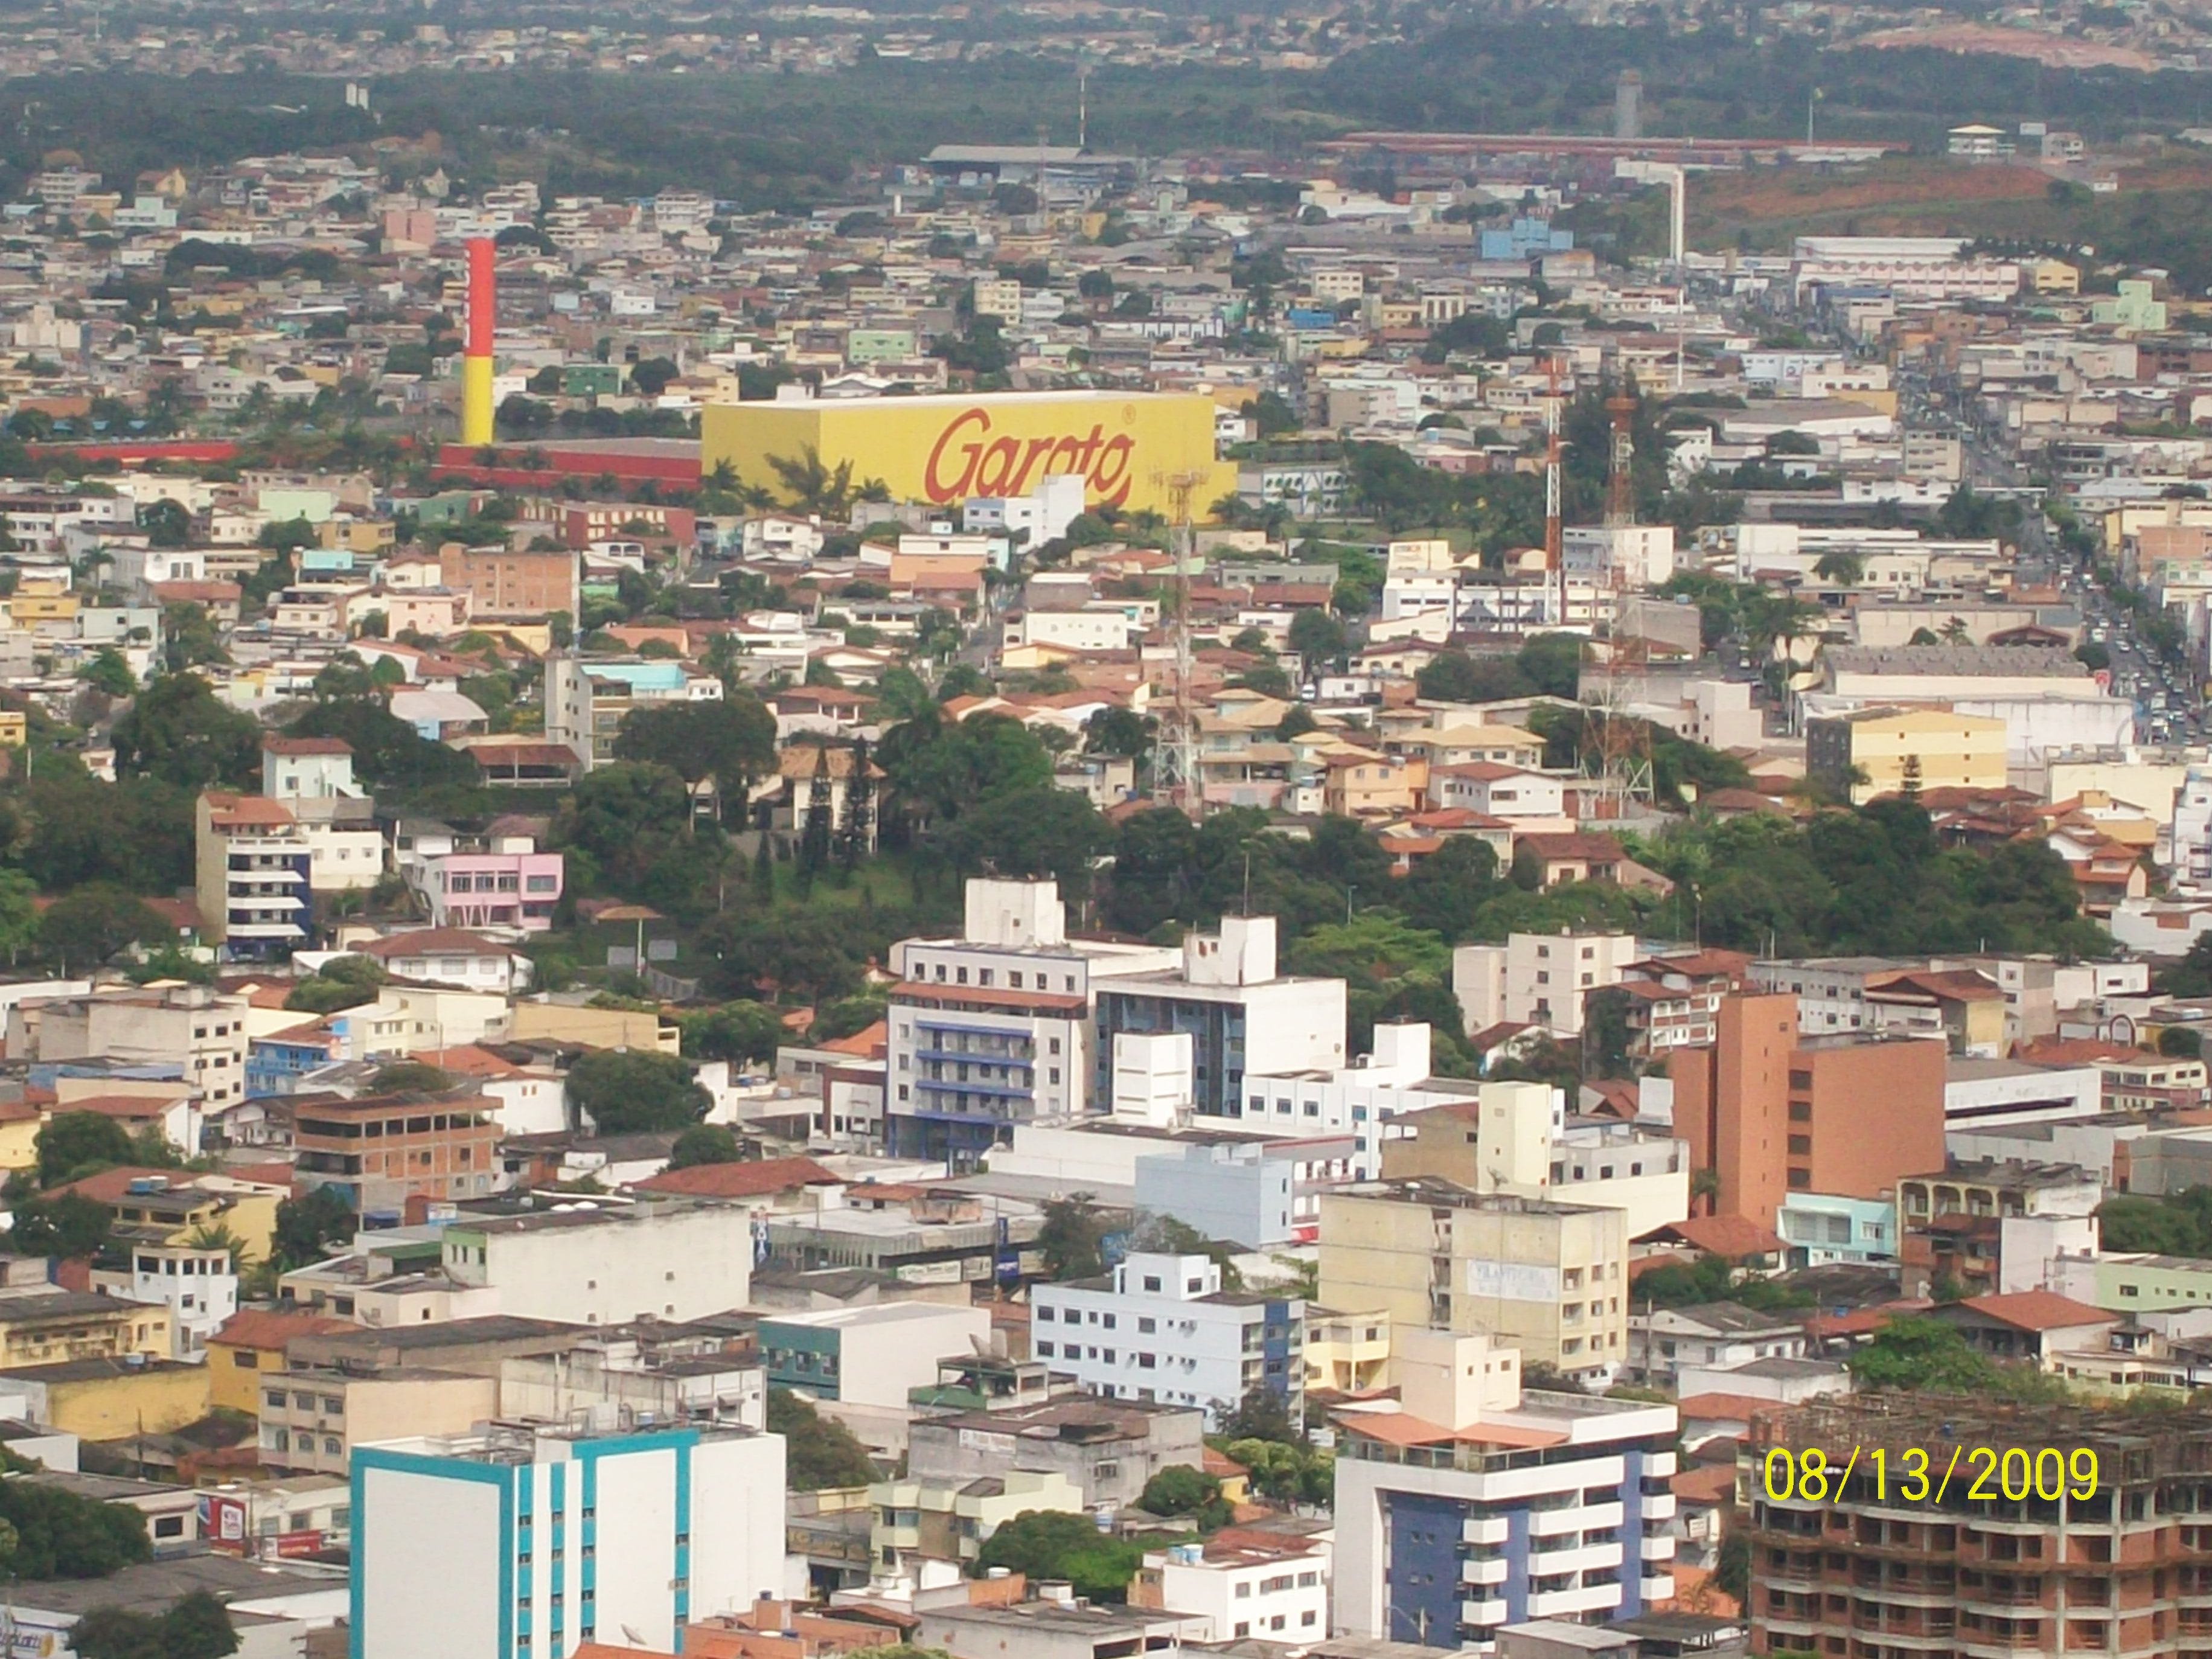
[{"xmin": 1762, "ymin": 1446, "xmax": 2100, "ymax": 1506}]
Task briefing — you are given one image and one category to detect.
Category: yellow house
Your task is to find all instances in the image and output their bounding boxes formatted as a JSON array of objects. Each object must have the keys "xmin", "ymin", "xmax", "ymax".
[
  {"xmin": 0, "ymin": 1357, "xmax": 211, "ymax": 1440},
  {"xmin": 205, "ymin": 1309, "xmax": 359, "ymax": 1418},
  {"xmin": 507, "ymin": 1002, "xmax": 679, "ymax": 1055},
  {"xmin": 1304, "ymin": 1306, "xmax": 1392, "ymax": 1395},
  {"xmin": 1319, "ymin": 1183, "xmax": 1629, "ymax": 1387},
  {"xmin": 59, "ymin": 1168, "xmax": 287, "ymax": 1265},
  {"xmin": 1806, "ymin": 706, "xmax": 2009, "ymax": 805},
  {"xmin": 2029, "ymin": 257, "xmax": 2082, "ymax": 296},
  {"xmin": 0, "ymin": 1288, "xmax": 171, "ymax": 1369},
  {"xmin": 0, "ymin": 710, "xmax": 24, "ymax": 750},
  {"xmin": 6, "ymin": 592, "xmax": 77, "ymax": 624},
  {"xmin": 0, "ymin": 1098, "xmax": 40, "ymax": 1172}
]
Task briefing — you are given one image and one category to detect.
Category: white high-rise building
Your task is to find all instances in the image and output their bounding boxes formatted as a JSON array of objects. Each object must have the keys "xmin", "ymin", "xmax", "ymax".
[
  {"xmin": 351, "ymin": 1421, "xmax": 787, "ymax": 1659},
  {"xmin": 1031, "ymin": 1251, "xmax": 1305, "ymax": 1427},
  {"xmin": 886, "ymin": 878, "xmax": 1178, "ymax": 1169},
  {"xmin": 1092, "ymin": 916, "xmax": 1348, "ymax": 1124}
]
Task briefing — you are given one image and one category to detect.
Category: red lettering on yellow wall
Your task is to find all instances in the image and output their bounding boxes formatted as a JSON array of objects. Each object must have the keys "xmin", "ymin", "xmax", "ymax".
[{"xmin": 917, "ymin": 407, "xmax": 1149, "ymax": 507}]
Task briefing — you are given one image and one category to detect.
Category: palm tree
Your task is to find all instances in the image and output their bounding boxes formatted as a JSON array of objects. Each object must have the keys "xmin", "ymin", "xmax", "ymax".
[
  {"xmin": 1940, "ymin": 615, "xmax": 1972, "ymax": 645},
  {"xmin": 767, "ymin": 446, "xmax": 856, "ymax": 516},
  {"xmin": 1813, "ymin": 549, "xmax": 1863, "ymax": 586},
  {"xmin": 184, "ymin": 1221, "xmax": 251, "ymax": 1273}
]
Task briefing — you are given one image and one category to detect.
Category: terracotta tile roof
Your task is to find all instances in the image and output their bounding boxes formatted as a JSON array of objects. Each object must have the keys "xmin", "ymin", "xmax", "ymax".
[
  {"xmin": 632, "ymin": 1155, "xmax": 845, "ymax": 1199},
  {"xmin": 211, "ymin": 1309, "xmax": 358, "ymax": 1352},
  {"xmin": 1670, "ymin": 1462, "xmax": 1740, "ymax": 1503},
  {"xmin": 1952, "ymin": 1291, "xmax": 2113, "ymax": 1332},
  {"xmin": 262, "ymin": 736, "xmax": 354, "ymax": 756},
  {"xmin": 1677, "ymin": 1393, "xmax": 1791, "ymax": 1423},
  {"xmin": 1637, "ymin": 1214, "xmax": 1789, "ymax": 1257},
  {"xmin": 58, "ymin": 1166, "xmax": 211, "ymax": 1203}
]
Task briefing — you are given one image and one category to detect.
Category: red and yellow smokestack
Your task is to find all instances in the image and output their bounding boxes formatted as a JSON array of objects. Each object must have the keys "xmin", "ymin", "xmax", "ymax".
[{"xmin": 461, "ymin": 237, "xmax": 495, "ymax": 447}]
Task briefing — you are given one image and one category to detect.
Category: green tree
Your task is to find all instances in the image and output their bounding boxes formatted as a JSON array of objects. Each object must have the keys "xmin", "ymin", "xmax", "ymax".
[
  {"xmin": 702, "ymin": 910, "xmax": 868, "ymax": 1004},
  {"xmin": 108, "ymin": 673, "xmax": 260, "ymax": 790},
  {"xmin": 668, "ymin": 1124, "xmax": 746, "ymax": 1169},
  {"xmin": 612, "ymin": 695, "xmax": 778, "ymax": 823},
  {"xmin": 1218, "ymin": 1385, "xmax": 1301, "ymax": 1445},
  {"xmin": 285, "ymin": 956, "xmax": 386, "ymax": 1015},
  {"xmin": 556, "ymin": 761, "xmax": 694, "ymax": 894},
  {"xmin": 286, "ymin": 699, "xmax": 479, "ymax": 793},
  {"xmin": 366, "ymin": 1061, "xmax": 450, "ymax": 1094},
  {"xmin": 7, "ymin": 1192, "xmax": 115, "ymax": 1260},
  {"xmin": 136, "ymin": 497, "xmax": 193, "ymax": 549},
  {"xmin": 942, "ymin": 787, "xmax": 1111, "ymax": 893},
  {"xmin": 1516, "ymin": 633, "xmax": 1584, "ymax": 699},
  {"xmin": 877, "ymin": 710, "xmax": 1052, "ymax": 831},
  {"xmin": 36, "ymin": 887, "xmax": 166, "ymax": 974},
  {"xmin": 682, "ymin": 1002, "xmax": 787, "ymax": 1067},
  {"xmin": 1287, "ymin": 608, "xmax": 1346, "ymax": 669},
  {"xmin": 0, "ymin": 1477, "xmax": 153, "ymax": 1577},
  {"xmin": 973, "ymin": 1510, "xmax": 1146, "ymax": 1602},
  {"xmin": 74, "ymin": 1594, "xmax": 241, "ymax": 1659},
  {"xmin": 34, "ymin": 1112, "xmax": 136, "ymax": 1189},
  {"xmin": 567, "ymin": 1049, "xmax": 710, "ymax": 1134},
  {"xmin": 270, "ymin": 1185, "xmax": 354, "ymax": 1270},
  {"xmin": 1039, "ymin": 1194, "xmax": 1113, "ymax": 1280},
  {"xmin": 1844, "ymin": 1316, "xmax": 2059, "ymax": 1402},
  {"xmin": 1137, "ymin": 1466, "xmax": 1232, "ymax": 1530},
  {"xmin": 1085, "ymin": 706, "xmax": 1154, "ymax": 760},
  {"xmin": 161, "ymin": 603, "xmax": 228, "ymax": 672},
  {"xmin": 78, "ymin": 648, "xmax": 136, "ymax": 698},
  {"xmin": 767, "ymin": 1387, "xmax": 878, "ymax": 1489},
  {"xmin": 1415, "ymin": 650, "xmax": 1533, "ymax": 703}
]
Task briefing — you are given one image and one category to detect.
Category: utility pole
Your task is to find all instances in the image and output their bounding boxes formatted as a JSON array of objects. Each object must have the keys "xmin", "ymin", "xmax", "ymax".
[
  {"xmin": 1149, "ymin": 468, "xmax": 1206, "ymax": 820},
  {"xmin": 1544, "ymin": 356, "xmax": 1565, "ymax": 627}
]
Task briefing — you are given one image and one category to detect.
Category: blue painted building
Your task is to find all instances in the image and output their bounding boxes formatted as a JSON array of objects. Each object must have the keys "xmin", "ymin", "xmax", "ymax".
[
  {"xmin": 1479, "ymin": 217, "xmax": 1575, "ymax": 262},
  {"xmin": 1332, "ymin": 1332, "xmax": 1677, "ymax": 1652}
]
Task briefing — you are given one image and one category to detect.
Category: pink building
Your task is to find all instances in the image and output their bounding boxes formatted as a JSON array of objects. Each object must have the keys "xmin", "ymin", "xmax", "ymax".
[{"xmin": 412, "ymin": 849, "xmax": 564, "ymax": 933}]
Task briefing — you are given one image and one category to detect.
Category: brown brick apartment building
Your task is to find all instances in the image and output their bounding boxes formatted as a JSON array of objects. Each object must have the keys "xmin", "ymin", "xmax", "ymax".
[
  {"xmin": 1749, "ymin": 1393, "xmax": 2212, "ymax": 1659},
  {"xmin": 435, "ymin": 543, "xmax": 580, "ymax": 621},
  {"xmin": 1668, "ymin": 991, "xmax": 1948, "ymax": 1226},
  {"xmin": 292, "ymin": 1088, "xmax": 502, "ymax": 1216}
]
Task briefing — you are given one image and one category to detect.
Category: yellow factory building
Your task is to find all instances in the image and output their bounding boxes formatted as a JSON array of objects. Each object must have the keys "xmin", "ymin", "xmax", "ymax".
[{"xmin": 700, "ymin": 389, "xmax": 1236, "ymax": 517}]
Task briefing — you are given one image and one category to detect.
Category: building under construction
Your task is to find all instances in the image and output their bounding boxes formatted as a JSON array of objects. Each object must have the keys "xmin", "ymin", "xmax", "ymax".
[{"xmin": 1747, "ymin": 1392, "xmax": 2212, "ymax": 1659}]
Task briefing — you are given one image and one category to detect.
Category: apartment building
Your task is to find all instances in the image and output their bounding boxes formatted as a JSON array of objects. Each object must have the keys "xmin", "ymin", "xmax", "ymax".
[
  {"xmin": 437, "ymin": 1201, "xmax": 755, "ymax": 1326},
  {"xmin": 292, "ymin": 1088, "xmax": 503, "ymax": 1216},
  {"xmin": 434, "ymin": 541, "xmax": 579, "ymax": 620},
  {"xmin": 884, "ymin": 878, "xmax": 1172, "ymax": 1168},
  {"xmin": 1332, "ymin": 1329, "xmax": 1677, "ymax": 1652},
  {"xmin": 1667, "ymin": 992, "xmax": 1948, "ymax": 1230},
  {"xmin": 194, "ymin": 791, "xmax": 312, "ymax": 958},
  {"xmin": 1242, "ymin": 1022, "xmax": 1482, "ymax": 1179},
  {"xmin": 1377, "ymin": 1088, "xmax": 1690, "ymax": 1241},
  {"xmin": 1090, "ymin": 919, "xmax": 1346, "ymax": 1131},
  {"xmin": 1319, "ymin": 1181, "xmax": 1629, "ymax": 1387},
  {"xmin": 1748, "ymin": 1393, "xmax": 2208, "ymax": 1659},
  {"xmin": 407, "ymin": 845, "xmax": 565, "ymax": 935},
  {"xmin": 1131, "ymin": 1529, "xmax": 1332, "ymax": 1643},
  {"xmin": 1451, "ymin": 930, "xmax": 1637, "ymax": 1038},
  {"xmin": 906, "ymin": 1396, "xmax": 1207, "ymax": 1510},
  {"xmin": 756, "ymin": 1302, "xmax": 991, "ymax": 1409},
  {"xmin": 868, "ymin": 1469, "xmax": 1083, "ymax": 1590},
  {"xmin": 545, "ymin": 652, "xmax": 724, "ymax": 770},
  {"xmin": 351, "ymin": 1421, "xmax": 785, "ymax": 1659},
  {"xmin": 258, "ymin": 1366, "xmax": 496, "ymax": 1476},
  {"xmin": 7, "ymin": 985, "xmax": 251, "ymax": 1110},
  {"xmin": 1806, "ymin": 706, "xmax": 2010, "ymax": 803},
  {"xmin": 1032, "ymin": 1251, "xmax": 1305, "ymax": 1428}
]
